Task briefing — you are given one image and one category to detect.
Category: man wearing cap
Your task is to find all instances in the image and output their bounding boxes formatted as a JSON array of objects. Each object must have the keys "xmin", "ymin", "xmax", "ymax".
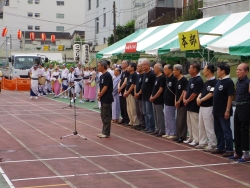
[
  {"xmin": 61, "ymin": 63, "xmax": 69, "ymax": 98},
  {"xmin": 73, "ymin": 62, "xmax": 84, "ymax": 103},
  {"xmin": 28, "ymin": 64, "xmax": 41, "ymax": 99}
]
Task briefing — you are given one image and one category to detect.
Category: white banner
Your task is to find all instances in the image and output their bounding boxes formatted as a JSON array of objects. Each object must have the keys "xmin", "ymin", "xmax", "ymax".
[
  {"xmin": 82, "ymin": 44, "xmax": 89, "ymax": 63},
  {"xmin": 73, "ymin": 44, "xmax": 81, "ymax": 61}
]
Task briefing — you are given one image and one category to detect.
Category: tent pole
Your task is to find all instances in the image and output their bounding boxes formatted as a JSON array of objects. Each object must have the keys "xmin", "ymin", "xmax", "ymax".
[{"xmin": 207, "ymin": 49, "xmax": 210, "ymax": 63}]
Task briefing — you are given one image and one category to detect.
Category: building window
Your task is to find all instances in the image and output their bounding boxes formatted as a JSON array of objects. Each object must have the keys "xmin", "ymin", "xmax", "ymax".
[
  {"xmin": 35, "ymin": 0, "xmax": 40, "ymax": 4},
  {"xmin": 88, "ymin": 0, "xmax": 91, "ymax": 10},
  {"xmin": 5, "ymin": 0, "xmax": 9, "ymax": 6},
  {"xmin": 56, "ymin": 13, "xmax": 64, "ymax": 19},
  {"xmin": 28, "ymin": 0, "xmax": 33, "ymax": 4},
  {"xmin": 96, "ymin": 0, "xmax": 99, "ymax": 7},
  {"xmin": 28, "ymin": 25, "xmax": 33, "ymax": 30},
  {"xmin": 35, "ymin": 13, "xmax": 40, "ymax": 17},
  {"xmin": 28, "ymin": 12, "xmax": 33, "ymax": 17},
  {"xmin": 56, "ymin": 26, "xmax": 64, "ymax": 31},
  {"xmin": 35, "ymin": 26, "xmax": 40, "ymax": 30},
  {"xmin": 104, "ymin": 38, "xmax": 106, "ymax": 44},
  {"xmin": 103, "ymin": 13, "xmax": 106, "ymax": 27},
  {"xmin": 57, "ymin": 1, "xmax": 64, "ymax": 6},
  {"xmin": 96, "ymin": 19, "xmax": 99, "ymax": 34}
]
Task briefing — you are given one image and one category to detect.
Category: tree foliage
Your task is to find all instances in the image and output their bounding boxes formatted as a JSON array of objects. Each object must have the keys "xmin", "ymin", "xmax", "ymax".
[
  {"xmin": 108, "ymin": 20, "xmax": 135, "ymax": 46},
  {"xmin": 176, "ymin": 0, "xmax": 203, "ymax": 22}
]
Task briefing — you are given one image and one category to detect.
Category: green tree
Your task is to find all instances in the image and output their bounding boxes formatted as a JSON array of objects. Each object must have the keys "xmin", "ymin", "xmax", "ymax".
[
  {"xmin": 176, "ymin": 0, "xmax": 203, "ymax": 22},
  {"xmin": 108, "ymin": 20, "xmax": 135, "ymax": 46}
]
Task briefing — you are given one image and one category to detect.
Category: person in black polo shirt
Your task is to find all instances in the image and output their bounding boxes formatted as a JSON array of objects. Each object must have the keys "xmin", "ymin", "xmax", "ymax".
[
  {"xmin": 211, "ymin": 62, "xmax": 234, "ymax": 157},
  {"xmin": 118, "ymin": 60, "xmax": 130, "ymax": 125},
  {"xmin": 124, "ymin": 62, "xmax": 140, "ymax": 127},
  {"xmin": 196, "ymin": 64, "xmax": 217, "ymax": 151},
  {"xmin": 150, "ymin": 63, "xmax": 166, "ymax": 137},
  {"xmin": 141, "ymin": 59, "xmax": 156, "ymax": 133},
  {"xmin": 134, "ymin": 63, "xmax": 145, "ymax": 130},
  {"xmin": 162, "ymin": 64, "xmax": 177, "ymax": 139},
  {"xmin": 229, "ymin": 63, "xmax": 250, "ymax": 162},
  {"xmin": 97, "ymin": 60, "xmax": 113, "ymax": 138},
  {"xmin": 183, "ymin": 62, "xmax": 203, "ymax": 146},
  {"xmin": 173, "ymin": 64, "xmax": 188, "ymax": 143}
]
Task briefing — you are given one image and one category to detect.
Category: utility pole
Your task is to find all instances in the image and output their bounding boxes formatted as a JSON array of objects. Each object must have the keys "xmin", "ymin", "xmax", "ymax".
[{"xmin": 113, "ymin": 1, "xmax": 116, "ymax": 43}]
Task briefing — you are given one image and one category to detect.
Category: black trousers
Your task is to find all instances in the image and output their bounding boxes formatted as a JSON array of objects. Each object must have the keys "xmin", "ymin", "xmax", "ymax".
[
  {"xmin": 101, "ymin": 103, "xmax": 112, "ymax": 136},
  {"xmin": 119, "ymin": 96, "xmax": 129, "ymax": 123},
  {"xmin": 234, "ymin": 103, "xmax": 250, "ymax": 156}
]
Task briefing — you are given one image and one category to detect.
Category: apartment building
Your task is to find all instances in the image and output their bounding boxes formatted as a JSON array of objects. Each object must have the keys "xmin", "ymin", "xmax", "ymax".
[
  {"xmin": 0, "ymin": 0, "xmax": 85, "ymax": 50},
  {"xmin": 202, "ymin": 0, "xmax": 250, "ymax": 17}
]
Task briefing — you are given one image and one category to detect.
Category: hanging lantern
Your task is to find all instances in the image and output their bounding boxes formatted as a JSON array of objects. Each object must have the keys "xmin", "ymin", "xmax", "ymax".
[
  {"xmin": 30, "ymin": 32, "xmax": 35, "ymax": 41},
  {"xmin": 51, "ymin": 35, "xmax": 56, "ymax": 43},
  {"xmin": 41, "ymin": 33, "xmax": 46, "ymax": 41},
  {"xmin": 17, "ymin": 30, "xmax": 22, "ymax": 40},
  {"xmin": 2, "ymin": 27, "xmax": 8, "ymax": 37}
]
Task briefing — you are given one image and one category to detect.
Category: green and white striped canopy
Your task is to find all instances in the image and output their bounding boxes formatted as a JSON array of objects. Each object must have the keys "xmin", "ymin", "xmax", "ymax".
[{"xmin": 96, "ymin": 11, "xmax": 250, "ymax": 59}]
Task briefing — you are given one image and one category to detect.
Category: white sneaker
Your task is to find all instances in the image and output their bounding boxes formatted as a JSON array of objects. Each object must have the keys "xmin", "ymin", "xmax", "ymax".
[
  {"xmin": 183, "ymin": 138, "xmax": 193, "ymax": 144},
  {"xmin": 64, "ymin": 96, "xmax": 68, "ymax": 99},
  {"xmin": 162, "ymin": 134, "xmax": 169, "ymax": 138},
  {"xmin": 71, "ymin": 99, "xmax": 74, "ymax": 103},
  {"xmin": 189, "ymin": 140, "xmax": 198, "ymax": 146},
  {"xmin": 79, "ymin": 100, "xmax": 84, "ymax": 103},
  {"xmin": 38, "ymin": 93, "xmax": 41, "ymax": 96},
  {"xmin": 35, "ymin": 96, "xmax": 38, "ymax": 100},
  {"xmin": 30, "ymin": 96, "xmax": 33, "ymax": 99},
  {"xmin": 167, "ymin": 135, "xmax": 177, "ymax": 140}
]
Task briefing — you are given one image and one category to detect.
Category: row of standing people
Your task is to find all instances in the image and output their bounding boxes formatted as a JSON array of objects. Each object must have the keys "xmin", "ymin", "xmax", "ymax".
[
  {"xmin": 100, "ymin": 59, "xmax": 250, "ymax": 163},
  {"xmin": 28, "ymin": 63, "xmax": 97, "ymax": 102}
]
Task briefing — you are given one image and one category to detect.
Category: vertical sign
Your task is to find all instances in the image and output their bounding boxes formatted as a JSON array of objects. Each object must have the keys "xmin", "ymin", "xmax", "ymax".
[
  {"xmin": 82, "ymin": 44, "xmax": 89, "ymax": 63},
  {"xmin": 178, "ymin": 30, "xmax": 200, "ymax": 51},
  {"xmin": 73, "ymin": 44, "xmax": 81, "ymax": 61}
]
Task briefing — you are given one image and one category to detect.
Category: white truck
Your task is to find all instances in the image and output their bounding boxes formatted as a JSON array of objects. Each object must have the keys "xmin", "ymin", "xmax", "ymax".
[{"xmin": 0, "ymin": 54, "xmax": 48, "ymax": 79}]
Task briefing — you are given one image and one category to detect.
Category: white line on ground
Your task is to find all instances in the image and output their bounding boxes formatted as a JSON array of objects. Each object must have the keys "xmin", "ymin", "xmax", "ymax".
[
  {"xmin": 11, "ymin": 162, "xmax": 233, "ymax": 182},
  {"xmin": 0, "ymin": 167, "xmax": 15, "ymax": 187},
  {"xmin": 1, "ymin": 149, "xmax": 196, "ymax": 164}
]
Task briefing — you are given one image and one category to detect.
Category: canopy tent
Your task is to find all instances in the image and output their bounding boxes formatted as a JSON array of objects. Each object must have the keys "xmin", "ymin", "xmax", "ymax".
[{"xmin": 96, "ymin": 11, "xmax": 250, "ymax": 59}]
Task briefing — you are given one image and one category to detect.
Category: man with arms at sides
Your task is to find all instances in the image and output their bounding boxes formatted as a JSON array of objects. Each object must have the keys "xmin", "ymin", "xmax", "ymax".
[
  {"xmin": 211, "ymin": 62, "xmax": 234, "ymax": 157},
  {"xmin": 141, "ymin": 59, "xmax": 156, "ymax": 134},
  {"xmin": 183, "ymin": 62, "xmax": 203, "ymax": 146},
  {"xmin": 150, "ymin": 63, "xmax": 166, "ymax": 137},
  {"xmin": 196, "ymin": 64, "xmax": 217, "ymax": 151},
  {"xmin": 162, "ymin": 64, "xmax": 177, "ymax": 139},
  {"xmin": 97, "ymin": 60, "xmax": 113, "ymax": 138},
  {"xmin": 118, "ymin": 60, "xmax": 130, "ymax": 125},
  {"xmin": 73, "ymin": 63, "xmax": 84, "ymax": 103},
  {"xmin": 124, "ymin": 62, "xmax": 140, "ymax": 127},
  {"xmin": 229, "ymin": 63, "xmax": 250, "ymax": 162},
  {"xmin": 112, "ymin": 68, "xmax": 121, "ymax": 123},
  {"xmin": 61, "ymin": 63, "xmax": 69, "ymax": 98},
  {"xmin": 134, "ymin": 63, "xmax": 146, "ymax": 130},
  {"xmin": 173, "ymin": 64, "xmax": 188, "ymax": 143}
]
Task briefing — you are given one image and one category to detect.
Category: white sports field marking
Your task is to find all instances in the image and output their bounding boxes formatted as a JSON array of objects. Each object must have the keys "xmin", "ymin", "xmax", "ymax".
[
  {"xmin": 1, "ymin": 149, "xmax": 195, "ymax": 164},
  {"xmin": 5, "ymin": 92, "xmax": 250, "ymax": 187},
  {"xmin": 11, "ymin": 162, "xmax": 233, "ymax": 182},
  {"xmin": 0, "ymin": 167, "xmax": 15, "ymax": 187}
]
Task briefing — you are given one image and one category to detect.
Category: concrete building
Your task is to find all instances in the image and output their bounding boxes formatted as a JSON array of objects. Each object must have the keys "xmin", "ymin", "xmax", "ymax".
[
  {"xmin": 84, "ymin": 0, "xmax": 135, "ymax": 52},
  {"xmin": 0, "ymin": 0, "xmax": 85, "ymax": 51},
  {"xmin": 201, "ymin": 0, "xmax": 250, "ymax": 18}
]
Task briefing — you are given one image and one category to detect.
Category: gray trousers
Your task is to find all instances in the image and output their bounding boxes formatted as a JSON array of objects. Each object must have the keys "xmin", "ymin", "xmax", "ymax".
[
  {"xmin": 152, "ymin": 103, "xmax": 165, "ymax": 135},
  {"xmin": 101, "ymin": 103, "xmax": 112, "ymax": 136},
  {"xmin": 176, "ymin": 106, "xmax": 187, "ymax": 140},
  {"xmin": 135, "ymin": 98, "xmax": 145, "ymax": 128}
]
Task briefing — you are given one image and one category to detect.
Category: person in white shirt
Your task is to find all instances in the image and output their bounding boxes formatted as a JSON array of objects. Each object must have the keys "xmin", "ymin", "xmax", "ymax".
[
  {"xmin": 28, "ymin": 64, "xmax": 41, "ymax": 99},
  {"xmin": 73, "ymin": 63, "xmax": 84, "ymax": 103},
  {"xmin": 68, "ymin": 66, "xmax": 75, "ymax": 102},
  {"xmin": 38, "ymin": 64, "xmax": 46, "ymax": 96},
  {"xmin": 44, "ymin": 66, "xmax": 52, "ymax": 94},
  {"xmin": 83, "ymin": 66, "xmax": 91, "ymax": 101},
  {"xmin": 61, "ymin": 63, "xmax": 69, "ymax": 98}
]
